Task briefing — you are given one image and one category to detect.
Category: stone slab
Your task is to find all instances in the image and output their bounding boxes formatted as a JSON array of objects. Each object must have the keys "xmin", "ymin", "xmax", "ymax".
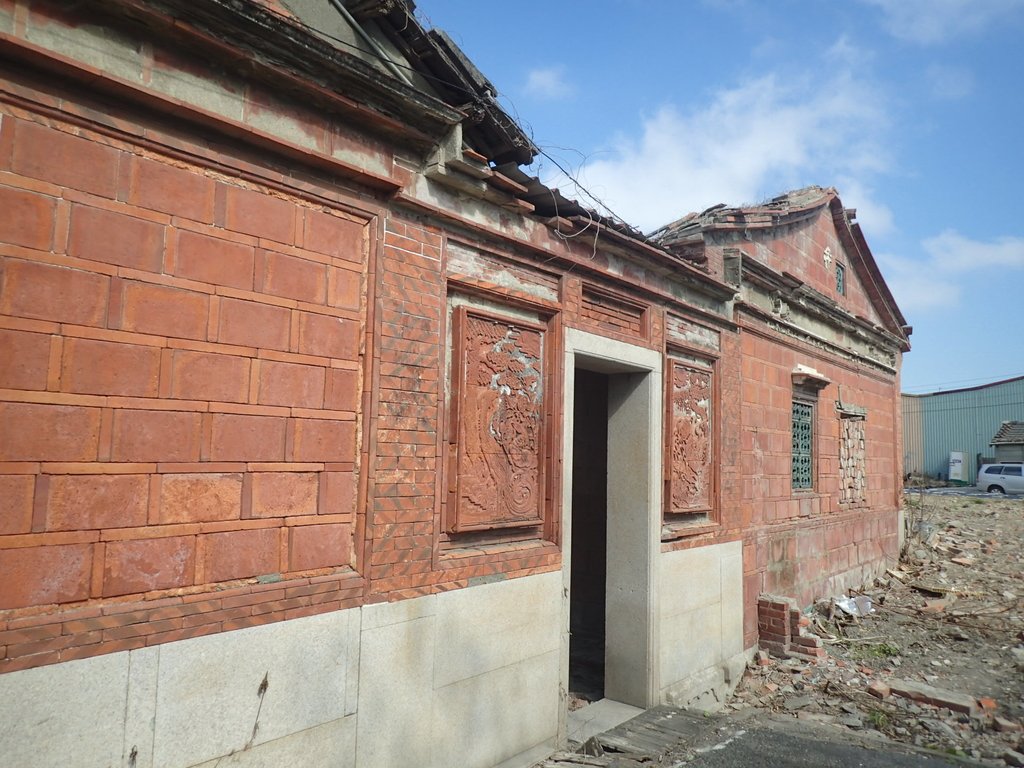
[
  {"xmin": 567, "ymin": 698, "xmax": 645, "ymax": 745},
  {"xmin": 190, "ymin": 716, "xmax": 356, "ymax": 768},
  {"xmin": 888, "ymin": 679, "xmax": 978, "ymax": 715},
  {"xmin": 152, "ymin": 609, "xmax": 355, "ymax": 768},
  {"xmin": 0, "ymin": 652, "xmax": 128, "ymax": 768},
  {"xmin": 433, "ymin": 570, "xmax": 560, "ymax": 688}
]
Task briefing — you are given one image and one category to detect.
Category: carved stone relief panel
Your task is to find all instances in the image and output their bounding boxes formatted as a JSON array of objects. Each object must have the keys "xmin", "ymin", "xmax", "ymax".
[
  {"xmin": 449, "ymin": 307, "xmax": 546, "ymax": 532},
  {"xmin": 666, "ymin": 359, "xmax": 714, "ymax": 516}
]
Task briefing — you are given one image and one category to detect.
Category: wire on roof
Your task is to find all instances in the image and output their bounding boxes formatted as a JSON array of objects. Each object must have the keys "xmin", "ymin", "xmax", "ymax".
[{"xmin": 255, "ymin": 4, "xmax": 643, "ymax": 226}]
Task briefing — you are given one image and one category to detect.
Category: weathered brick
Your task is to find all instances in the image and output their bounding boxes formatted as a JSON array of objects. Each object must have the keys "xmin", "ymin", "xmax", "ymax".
[
  {"xmin": 260, "ymin": 250, "xmax": 326, "ymax": 303},
  {"xmin": 129, "ymin": 156, "xmax": 214, "ymax": 221},
  {"xmin": 303, "ymin": 209, "xmax": 364, "ymax": 260},
  {"xmin": 0, "ymin": 475, "xmax": 35, "ymax": 535},
  {"xmin": 119, "ymin": 281, "xmax": 209, "ymax": 341},
  {"xmin": 217, "ymin": 297, "xmax": 289, "ymax": 350},
  {"xmin": 11, "ymin": 120, "xmax": 119, "ymax": 197},
  {"xmin": 291, "ymin": 419, "xmax": 355, "ymax": 463},
  {"xmin": 250, "ymin": 472, "xmax": 318, "ymax": 518},
  {"xmin": 320, "ymin": 471, "xmax": 355, "ymax": 517},
  {"xmin": 0, "ymin": 328, "xmax": 50, "ymax": 390},
  {"xmin": 296, "ymin": 312, "xmax": 359, "ymax": 359},
  {"xmin": 110, "ymin": 409, "xmax": 202, "ymax": 462},
  {"xmin": 209, "ymin": 413, "xmax": 286, "ymax": 462},
  {"xmin": 324, "ymin": 368, "xmax": 359, "ymax": 411},
  {"xmin": 0, "ymin": 402, "xmax": 101, "ymax": 462},
  {"xmin": 257, "ymin": 359, "xmax": 325, "ymax": 408},
  {"xmin": 169, "ymin": 349, "xmax": 250, "ymax": 403},
  {"xmin": 103, "ymin": 536, "xmax": 195, "ymax": 596},
  {"xmin": 327, "ymin": 265, "xmax": 361, "ymax": 310},
  {"xmin": 289, "ymin": 523, "xmax": 352, "ymax": 571},
  {"xmin": 45, "ymin": 474, "xmax": 149, "ymax": 530},
  {"xmin": 224, "ymin": 186, "xmax": 294, "ymax": 244},
  {"xmin": 0, "ymin": 185, "xmax": 55, "ymax": 249},
  {"xmin": 68, "ymin": 205, "xmax": 164, "ymax": 272},
  {"xmin": 175, "ymin": 230, "xmax": 254, "ymax": 290},
  {"xmin": 0, "ymin": 258, "xmax": 109, "ymax": 326},
  {"xmin": 158, "ymin": 473, "xmax": 242, "ymax": 523},
  {"xmin": 202, "ymin": 528, "xmax": 279, "ymax": 583},
  {"xmin": 61, "ymin": 337, "xmax": 161, "ymax": 397},
  {"xmin": 0, "ymin": 543, "xmax": 92, "ymax": 609}
]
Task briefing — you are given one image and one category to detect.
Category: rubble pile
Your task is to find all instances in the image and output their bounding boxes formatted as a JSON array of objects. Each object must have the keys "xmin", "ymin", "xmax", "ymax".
[{"xmin": 733, "ymin": 492, "xmax": 1024, "ymax": 765}]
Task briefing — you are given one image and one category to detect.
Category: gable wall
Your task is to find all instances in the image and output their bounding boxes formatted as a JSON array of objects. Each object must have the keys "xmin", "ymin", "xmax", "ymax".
[{"xmin": 708, "ymin": 208, "xmax": 885, "ymax": 328}]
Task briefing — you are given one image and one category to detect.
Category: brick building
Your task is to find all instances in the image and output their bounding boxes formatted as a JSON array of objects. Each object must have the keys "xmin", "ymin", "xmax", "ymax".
[{"xmin": 0, "ymin": 2, "xmax": 910, "ymax": 766}]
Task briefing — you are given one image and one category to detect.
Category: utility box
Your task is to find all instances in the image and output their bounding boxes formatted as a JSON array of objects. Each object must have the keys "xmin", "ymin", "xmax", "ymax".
[{"xmin": 948, "ymin": 451, "xmax": 967, "ymax": 484}]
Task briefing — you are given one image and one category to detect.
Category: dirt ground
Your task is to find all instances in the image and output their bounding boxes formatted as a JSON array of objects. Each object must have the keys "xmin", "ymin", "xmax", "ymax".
[{"xmin": 731, "ymin": 491, "xmax": 1024, "ymax": 765}]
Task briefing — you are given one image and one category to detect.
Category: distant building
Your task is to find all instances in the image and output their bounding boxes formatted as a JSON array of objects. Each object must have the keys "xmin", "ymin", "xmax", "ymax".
[
  {"xmin": 991, "ymin": 420, "xmax": 1024, "ymax": 462},
  {"xmin": 903, "ymin": 376, "xmax": 1024, "ymax": 483}
]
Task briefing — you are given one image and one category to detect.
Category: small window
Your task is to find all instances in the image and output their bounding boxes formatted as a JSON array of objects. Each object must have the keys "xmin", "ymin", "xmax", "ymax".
[
  {"xmin": 791, "ymin": 400, "xmax": 814, "ymax": 489},
  {"xmin": 836, "ymin": 263, "xmax": 846, "ymax": 295},
  {"xmin": 985, "ymin": 466, "xmax": 1003, "ymax": 475},
  {"xmin": 1003, "ymin": 466, "xmax": 1022, "ymax": 476}
]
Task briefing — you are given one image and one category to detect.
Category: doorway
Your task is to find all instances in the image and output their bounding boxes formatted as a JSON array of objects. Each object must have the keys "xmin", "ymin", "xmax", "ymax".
[
  {"xmin": 563, "ymin": 329, "xmax": 661, "ymax": 713},
  {"xmin": 569, "ymin": 368, "xmax": 608, "ymax": 703}
]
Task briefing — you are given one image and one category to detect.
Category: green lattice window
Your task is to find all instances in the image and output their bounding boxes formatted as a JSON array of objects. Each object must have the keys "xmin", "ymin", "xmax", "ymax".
[{"xmin": 792, "ymin": 400, "xmax": 814, "ymax": 489}]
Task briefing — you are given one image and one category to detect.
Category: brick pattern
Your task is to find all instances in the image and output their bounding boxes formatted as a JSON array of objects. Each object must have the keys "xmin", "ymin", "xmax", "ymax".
[
  {"xmin": 0, "ymin": 100, "xmax": 368, "ymax": 669},
  {"xmin": 579, "ymin": 284, "xmax": 647, "ymax": 340}
]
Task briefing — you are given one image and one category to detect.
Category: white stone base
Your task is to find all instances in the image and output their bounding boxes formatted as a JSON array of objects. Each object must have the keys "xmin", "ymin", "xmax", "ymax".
[
  {"xmin": 0, "ymin": 570, "xmax": 561, "ymax": 768},
  {"xmin": 658, "ymin": 540, "xmax": 748, "ymax": 710}
]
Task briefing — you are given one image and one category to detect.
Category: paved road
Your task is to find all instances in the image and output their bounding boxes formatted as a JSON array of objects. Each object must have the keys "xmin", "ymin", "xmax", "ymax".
[{"xmin": 677, "ymin": 712, "xmax": 977, "ymax": 767}]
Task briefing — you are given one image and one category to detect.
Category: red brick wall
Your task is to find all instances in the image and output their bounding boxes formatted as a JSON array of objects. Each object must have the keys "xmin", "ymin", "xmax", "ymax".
[
  {"xmin": 736, "ymin": 320, "xmax": 901, "ymax": 645},
  {"xmin": 0, "ymin": 91, "xmax": 370, "ymax": 670}
]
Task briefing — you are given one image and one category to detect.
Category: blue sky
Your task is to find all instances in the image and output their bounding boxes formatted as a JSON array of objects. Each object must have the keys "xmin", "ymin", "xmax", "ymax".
[{"xmin": 418, "ymin": 0, "xmax": 1024, "ymax": 394}]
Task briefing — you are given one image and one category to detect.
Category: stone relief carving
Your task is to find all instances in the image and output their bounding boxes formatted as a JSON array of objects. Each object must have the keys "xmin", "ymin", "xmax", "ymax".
[
  {"xmin": 667, "ymin": 361, "xmax": 713, "ymax": 514},
  {"xmin": 451, "ymin": 310, "xmax": 545, "ymax": 532}
]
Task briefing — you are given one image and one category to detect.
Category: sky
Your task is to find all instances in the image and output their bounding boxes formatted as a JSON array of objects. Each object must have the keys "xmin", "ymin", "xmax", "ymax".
[{"xmin": 417, "ymin": 0, "xmax": 1024, "ymax": 395}]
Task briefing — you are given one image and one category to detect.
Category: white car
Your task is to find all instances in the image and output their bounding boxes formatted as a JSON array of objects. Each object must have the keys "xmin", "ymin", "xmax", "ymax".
[{"xmin": 977, "ymin": 463, "xmax": 1024, "ymax": 494}]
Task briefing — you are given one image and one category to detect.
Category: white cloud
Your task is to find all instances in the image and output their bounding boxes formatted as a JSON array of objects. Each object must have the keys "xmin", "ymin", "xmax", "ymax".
[
  {"xmin": 926, "ymin": 64, "xmax": 974, "ymax": 99},
  {"xmin": 558, "ymin": 70, "xmax": 891, "ymax": 232},
  {"xmin": 861, "ymin": 0, "xmax": 1024, "ymax": 44},
  {"xmin": 877, "ymin": 252, "xmax": 960, "ymax": 312},
  {"xmin": 923, "ymin": 229, "xmax": 1024, "ymax": 271},
  {"xmin": 523, "ymin": 66, "xmax": 573, "ymax": 100},
  {"xmin": 878, "ymin": 231, "xmax": 1024, "ymax": 314},
  {"xmin": 826, "ymin": 35, "xmax": 875, "ymax": 68}
]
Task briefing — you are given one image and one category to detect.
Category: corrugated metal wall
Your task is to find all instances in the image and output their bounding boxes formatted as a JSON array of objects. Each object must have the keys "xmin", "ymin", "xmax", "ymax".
[
  {"xmin": 902, "ymin": 377, "xmax": 1024, "ymax": 484},
  {"xmin": 902, "ymin": 393, "xmax": 924, "ymax": 477}
]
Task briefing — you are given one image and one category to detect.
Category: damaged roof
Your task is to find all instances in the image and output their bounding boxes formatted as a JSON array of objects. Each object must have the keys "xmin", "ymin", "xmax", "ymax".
[
  {"xmin": 648, "ymin": 186, "xmax": 911, "ymax": 347},
  {"xmin": 648, "ymin": 185, "xmax": 841, "ymax": 247},
  {"xmin": 992, "ymin": 421, "xmax": 1024, "ymax": 446}
]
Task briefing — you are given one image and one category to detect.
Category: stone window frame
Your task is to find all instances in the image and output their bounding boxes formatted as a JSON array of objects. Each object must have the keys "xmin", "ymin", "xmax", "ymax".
[
  {"xmin": 836, "ymin": 262, "xmax": 846, "ymax": 295},
  {"xmin": 662, "ymin": 346, "xmax": 720, "ymax": 538}
]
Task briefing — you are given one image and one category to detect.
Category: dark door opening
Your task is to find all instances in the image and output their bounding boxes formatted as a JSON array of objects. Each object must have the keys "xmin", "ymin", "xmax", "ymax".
[{"xmin": 569, "ymin": 368, "xmax": 609, "ymax": 704}]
